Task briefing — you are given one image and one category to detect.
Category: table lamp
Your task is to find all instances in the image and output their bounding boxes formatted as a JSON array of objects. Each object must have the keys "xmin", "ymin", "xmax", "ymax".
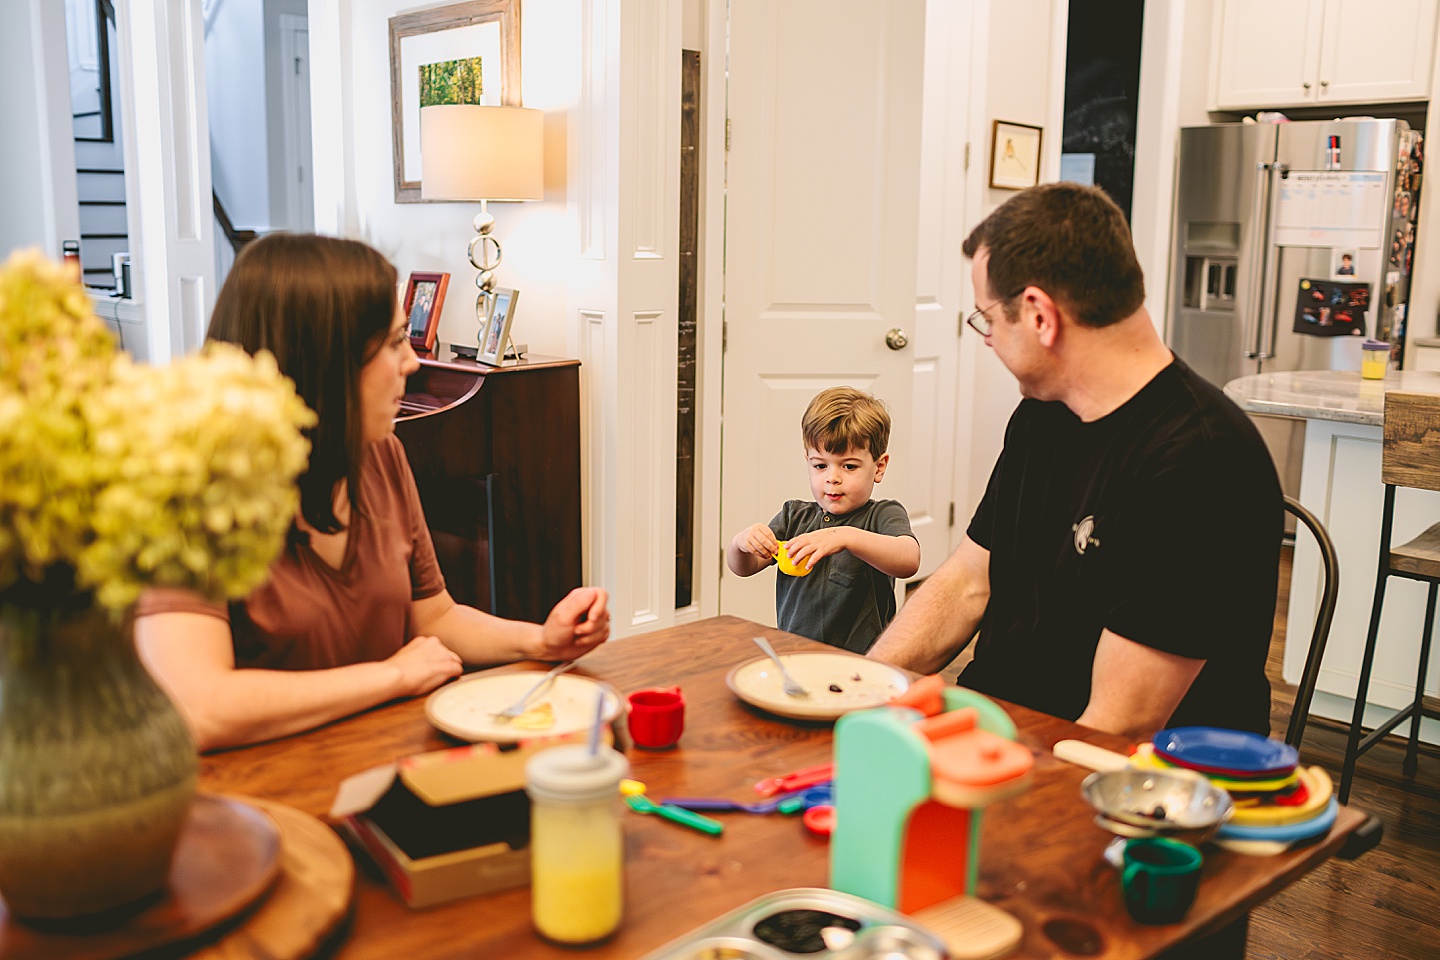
[{"xmin": 420, "ymin": 104, "xmax": 543, "ymax": 355}]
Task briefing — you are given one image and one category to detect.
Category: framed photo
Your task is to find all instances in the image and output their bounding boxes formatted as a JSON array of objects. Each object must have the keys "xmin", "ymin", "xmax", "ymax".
[
  {"xmin": 403, "ymin": 272, "xmax": 450, "ymax": 353},
  {"xmin": 389, "ymin": 0, "xmax": 521, "ymax": 203},
  {"xmin": 478, "ymin": 287, "xmax": 519, "ymax": 365},
  {"xmin": 989, "ymin": 120, "xmax": 1043, "ymax": 190}
]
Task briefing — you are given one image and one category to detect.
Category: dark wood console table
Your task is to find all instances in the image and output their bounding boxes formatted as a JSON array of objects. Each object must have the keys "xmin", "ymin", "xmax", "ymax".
[{"xmin": 395, "ymin": 355, "xmax": 582, "ymax": 624}]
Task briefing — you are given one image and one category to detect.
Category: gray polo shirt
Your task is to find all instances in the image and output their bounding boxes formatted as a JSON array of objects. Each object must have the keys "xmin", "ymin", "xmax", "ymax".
[{"xmin": 767, "ymin": 498, "xmax": 915, "ymax": 654}]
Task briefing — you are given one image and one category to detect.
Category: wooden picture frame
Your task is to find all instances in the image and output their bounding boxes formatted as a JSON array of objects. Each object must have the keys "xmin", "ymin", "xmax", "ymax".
[
  {"xmin": 478, "ymin": 287, "xmax": 519, "ymax": 365},
  {"xmin": 389, "ymin": 0, "xmax": 521, "ymax": 203},
  {"xmin": 403, "ymin": 272, "xmax": 450, "ymax": 353},
  {"xmin": 989, "ymin": 120, "xmax": 1043, "ymax": 190}
]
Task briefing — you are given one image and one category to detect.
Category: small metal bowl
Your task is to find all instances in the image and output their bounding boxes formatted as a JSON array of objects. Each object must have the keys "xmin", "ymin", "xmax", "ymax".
[{"xmin": 1081, "ymin": 768, "xmax": 1234, "ymax": 833}]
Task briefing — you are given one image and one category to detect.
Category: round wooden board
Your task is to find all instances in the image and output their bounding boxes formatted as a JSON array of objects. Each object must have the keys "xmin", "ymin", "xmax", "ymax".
[
  {"xmin": 0, "ymin": 795, "xmax": 282, "ymax": 960},
  {"xmin": 188, "ymin": 798, "xmax": 354, "ymax": 960}
]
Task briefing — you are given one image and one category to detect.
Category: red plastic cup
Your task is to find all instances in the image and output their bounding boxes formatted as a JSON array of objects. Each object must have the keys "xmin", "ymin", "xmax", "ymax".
[{"xmin": 627, "ymin": 687, "xmax": 685, "ymax": 749}]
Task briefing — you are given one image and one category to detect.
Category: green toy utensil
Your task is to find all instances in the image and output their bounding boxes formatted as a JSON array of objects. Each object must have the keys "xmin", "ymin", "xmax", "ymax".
[{"xmin": 624, "ymin": 793, "xmax": 725, "ymax": 836}]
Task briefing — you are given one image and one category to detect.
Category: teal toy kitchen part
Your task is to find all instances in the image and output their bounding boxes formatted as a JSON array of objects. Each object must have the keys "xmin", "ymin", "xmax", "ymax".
[{"xmin": 831, "ymin": 675, "xmax": 1033, "ymax": 960}]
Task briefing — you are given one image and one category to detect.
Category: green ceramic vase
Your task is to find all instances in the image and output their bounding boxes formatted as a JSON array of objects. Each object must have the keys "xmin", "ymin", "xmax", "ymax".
[{"xmin": 0, "ymin": 589, "xmax": 198, "ymax": 921}]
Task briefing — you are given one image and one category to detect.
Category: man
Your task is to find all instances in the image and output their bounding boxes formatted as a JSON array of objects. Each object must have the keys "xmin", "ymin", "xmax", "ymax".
[{"xmin": 869, "ymin": 183, "xmax": 1281, "ymax": 738}]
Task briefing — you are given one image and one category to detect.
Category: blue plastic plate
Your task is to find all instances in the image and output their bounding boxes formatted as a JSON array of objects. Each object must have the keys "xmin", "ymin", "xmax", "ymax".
[
  {"xmin": 1153, "ymin": 726, "xmax": 1299, "ymax": 774},
  {"xmin": 1215, "ymin": 796, "xmax": 1338, "ymax": 841}
]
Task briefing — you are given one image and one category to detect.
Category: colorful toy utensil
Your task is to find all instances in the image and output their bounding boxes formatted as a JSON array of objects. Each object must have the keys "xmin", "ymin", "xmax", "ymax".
[
  {"xmin": 755, "ymin": 762, "xmax": 834, "ymax": 797},
  {"xmin": 661, "ymin": 792, "xmax": 804, "ymax": 814},
  {"xmin": 624, "ymin": 794, "xmax": 725, "ymax": 836}
]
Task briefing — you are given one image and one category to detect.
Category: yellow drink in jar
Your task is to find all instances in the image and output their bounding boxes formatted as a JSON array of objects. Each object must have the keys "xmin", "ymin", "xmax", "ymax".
[
  {"xmin": 526, "ymin": 744, "xmax": 628, "ymax": 945},
  {"xmin": 530, "ymin": 802, "xmax": 623, "ymax": 943}
]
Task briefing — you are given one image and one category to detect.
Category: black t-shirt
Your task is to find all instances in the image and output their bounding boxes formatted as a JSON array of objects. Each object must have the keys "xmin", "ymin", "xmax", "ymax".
[{"xmin": 961, "ymin": 358, "xmax": 1280, "ymax": 735}]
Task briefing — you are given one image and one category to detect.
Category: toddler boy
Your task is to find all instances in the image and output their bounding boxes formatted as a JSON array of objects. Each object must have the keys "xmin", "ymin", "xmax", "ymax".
[{"xmin": 726, "ymin": 387, "xmax": 920, "ymax": 653}]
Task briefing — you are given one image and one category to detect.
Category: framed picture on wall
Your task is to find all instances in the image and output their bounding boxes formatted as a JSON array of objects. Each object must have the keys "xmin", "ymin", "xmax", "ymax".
[
  {"xmin": 403, "ymin": 271, "xmax": 450, "ymax": 354},
  {"xmin": 478, "ymin": 287, "xmax": 520, "ymax": 365},
  {"xmin": 389, "ymin": 0, "xmax": 521, "ymax": 203},
  {"xmin": 989, "ymin": 120, "xmax": 1043, "ymax": 190}
]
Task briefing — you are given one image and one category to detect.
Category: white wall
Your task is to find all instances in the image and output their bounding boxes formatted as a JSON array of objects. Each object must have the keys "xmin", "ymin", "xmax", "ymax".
[
  {"xmin": 206, "ymin": 0, "xmax": 271, "ymax": 229},
  {"xmin": 957, "ymin": 0, "xmax": 1059, "ymax": 521},
  {"xmin": 1133, "ymin": 0, "xmax": 1216, "ymax": 338},
  {"xmin": 320, "ymin": 0, "xmax": 582, "ymax": 360},
  {"xmin": 0, "ymin": 0, "xmax": 81, "ymax": 261}
]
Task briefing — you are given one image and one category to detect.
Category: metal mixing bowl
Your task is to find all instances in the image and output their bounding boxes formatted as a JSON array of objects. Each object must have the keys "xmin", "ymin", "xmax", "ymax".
[{"xmin": 1081, "ymin": 768, "xmax": 1234, "ymax": 834}]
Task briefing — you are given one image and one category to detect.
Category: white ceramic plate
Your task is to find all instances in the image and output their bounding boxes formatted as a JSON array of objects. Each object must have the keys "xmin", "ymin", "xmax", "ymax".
[
  {"xmin": 725, "ymin": 652, "xmax": 910, "ymax": 720},
  {"xmin": 425, "ymin": 670, "xmax": 624, "ymax": 743}
]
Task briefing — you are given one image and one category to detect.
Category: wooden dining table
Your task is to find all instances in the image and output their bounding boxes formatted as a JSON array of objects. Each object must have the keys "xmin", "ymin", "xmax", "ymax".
[{"xmin": 198, "ymin": 615, "xmax": 1369, "ymax": 960}]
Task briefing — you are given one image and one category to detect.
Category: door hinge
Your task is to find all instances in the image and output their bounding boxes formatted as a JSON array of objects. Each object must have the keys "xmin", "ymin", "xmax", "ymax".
[
  {"xmin": 725, "ymin": 118, "xmax": 731, "ymax": 152},
  {"xmin": 964, "ymin": 142, "xmax": 971, "ymax": 171},
  {"xmin": 948, "ymin": 502, "xmax": 955, "ymax": 527},
  {"xmin": 958, "ymin": 309, "xmax": 964, "ymax": 337},
  {"xmin": 722, "ymin": 320, "xmax": 728, "ymax": 353}
]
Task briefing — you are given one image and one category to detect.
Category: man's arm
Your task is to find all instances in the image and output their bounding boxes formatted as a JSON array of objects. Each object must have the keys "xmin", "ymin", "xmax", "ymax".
[
  {"xmin": 1076, "ymin": 629, "xmax": 1205, "ymax": 739},
  {"xmin": 867, "ymin": 535, "xmax": 990, "ymax": 674}
]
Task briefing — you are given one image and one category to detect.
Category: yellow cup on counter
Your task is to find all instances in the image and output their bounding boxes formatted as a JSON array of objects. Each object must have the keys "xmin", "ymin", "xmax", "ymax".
[{"xmin": 1360, "ymin": 339, "xmax": 1391, "ymax": 380}]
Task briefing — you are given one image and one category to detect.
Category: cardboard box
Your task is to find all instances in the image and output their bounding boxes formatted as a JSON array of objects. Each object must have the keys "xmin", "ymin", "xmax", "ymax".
[{"xmin": 330, "ymin": 730, "xmax": 609, "ymax": 909}]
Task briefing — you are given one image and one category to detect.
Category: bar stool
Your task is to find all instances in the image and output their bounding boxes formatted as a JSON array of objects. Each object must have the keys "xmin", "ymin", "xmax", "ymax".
[{"xmin": 1340, "ymin": 389, "xmax": 1440, "ymax": 804}]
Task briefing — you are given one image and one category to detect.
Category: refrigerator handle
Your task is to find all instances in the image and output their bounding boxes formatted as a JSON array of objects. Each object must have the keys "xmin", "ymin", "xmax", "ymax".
[
  {"xmin": 1255, "ymin": 162, "xmax": 1289, "ymax": 362},
  {"xmin": 1243, "ymin": 162, "xmax": 1272, "ymax": 360}
]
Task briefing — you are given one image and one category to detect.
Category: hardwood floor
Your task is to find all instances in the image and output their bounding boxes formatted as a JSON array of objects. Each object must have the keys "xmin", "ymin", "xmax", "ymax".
[
  {"xmin": 1249, "ymin": 547, "xmax": 1440, "ymax": 960},
  {"xmin": 933, "ymin": 546, "xmax": 1440, "ymax": 958}
]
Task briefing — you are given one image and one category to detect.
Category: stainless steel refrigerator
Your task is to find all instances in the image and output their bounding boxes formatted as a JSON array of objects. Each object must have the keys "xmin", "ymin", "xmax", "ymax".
[{"xmin": 1168, "ymin": 119, "xmax": 1422, "ymax": 387}]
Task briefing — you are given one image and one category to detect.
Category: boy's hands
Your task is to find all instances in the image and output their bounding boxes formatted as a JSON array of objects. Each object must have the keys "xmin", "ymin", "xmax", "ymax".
[
  {"xmin": 733, "ymin": 523, "xmax": 779, "ymax": 562},
  {"xmin": 784, "ymin": 527, "xmax": 853, "ymax": 570}
]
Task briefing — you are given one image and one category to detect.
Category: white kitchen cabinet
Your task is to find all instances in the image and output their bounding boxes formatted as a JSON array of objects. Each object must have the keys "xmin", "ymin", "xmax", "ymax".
[{"xmin": 1212, "ymin": 0, "xmax": 1437, "ymax": 110}]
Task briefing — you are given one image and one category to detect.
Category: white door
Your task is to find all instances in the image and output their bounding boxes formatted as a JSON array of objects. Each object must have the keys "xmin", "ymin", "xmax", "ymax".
[
  {"xmin": 279, "ymin": 15, "xmax": 314, "ymax": 232},
  {"xmin": 718, "ymin": 0, "xmax": 927, "ymax": 626}
]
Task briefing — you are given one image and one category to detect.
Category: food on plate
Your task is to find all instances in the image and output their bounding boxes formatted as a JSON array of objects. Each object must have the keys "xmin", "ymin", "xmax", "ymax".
[{"xmin": 511, "ymin": 701, "xmax": 556, "ymax": 731}]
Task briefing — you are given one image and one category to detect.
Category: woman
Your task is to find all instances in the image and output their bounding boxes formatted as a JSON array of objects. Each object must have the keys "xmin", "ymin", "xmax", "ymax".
[{"xmin": 136, "ymin": 235, "xmax": 609, "ymax": 751}]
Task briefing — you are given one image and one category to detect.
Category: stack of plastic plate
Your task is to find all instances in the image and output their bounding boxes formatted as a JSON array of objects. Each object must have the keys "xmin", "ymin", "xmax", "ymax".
[{"xmin": 1137, "ymin": 727, "xmax": 1337, "ymax": 854}]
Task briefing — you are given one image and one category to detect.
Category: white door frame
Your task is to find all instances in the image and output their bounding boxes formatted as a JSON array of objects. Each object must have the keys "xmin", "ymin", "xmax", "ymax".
[{"xmin": 116, "ymin": 0, "xmax": 217, "ymax": 362}]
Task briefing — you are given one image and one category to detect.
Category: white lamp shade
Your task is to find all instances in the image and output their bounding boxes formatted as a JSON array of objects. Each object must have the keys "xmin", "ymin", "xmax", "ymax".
[{"xmin": 420, "ymin": 104, "xmax": 544, "ymax": 201}]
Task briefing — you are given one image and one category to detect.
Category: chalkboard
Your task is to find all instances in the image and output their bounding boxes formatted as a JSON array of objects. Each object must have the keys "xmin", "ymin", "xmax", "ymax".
[{"xmin": 1062, "ymin": 0, "xmax": 1145, "ymax": 220}]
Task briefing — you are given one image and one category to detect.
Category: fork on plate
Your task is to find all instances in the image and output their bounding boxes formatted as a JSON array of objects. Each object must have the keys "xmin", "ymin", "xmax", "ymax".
[
  {"xmin": 752, "ymin": 636, "xmax": 809, "ymax": 698},
  {"xmin": 491, "ymin": 661, "xmax": 578, "ymax": 721}
]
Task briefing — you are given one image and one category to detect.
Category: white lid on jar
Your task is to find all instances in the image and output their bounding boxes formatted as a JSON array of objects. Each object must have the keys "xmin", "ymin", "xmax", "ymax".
[{"xmin": 525, "ymin": 744, "xmax": 629, "ymax": 803}]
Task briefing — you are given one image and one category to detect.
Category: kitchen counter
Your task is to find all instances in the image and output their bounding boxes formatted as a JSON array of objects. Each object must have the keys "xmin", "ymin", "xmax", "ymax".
[
  {"xmin": 1223, "ymin": 369, "xmax": 1440, "ymax": 746},
  {"xmin": 1223, "ymin": 369, "xmax": 1440, "ymax": 426}
]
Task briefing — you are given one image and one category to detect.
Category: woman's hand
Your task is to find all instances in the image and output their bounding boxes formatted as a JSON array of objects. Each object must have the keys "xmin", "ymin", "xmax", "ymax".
[
  {"xmin": 387, "ymin": 635, "xmax": 464, "ymax": 696},
  {"xmin": 537, "ymin": 587, "xmax": 611, "ymax": 660}
]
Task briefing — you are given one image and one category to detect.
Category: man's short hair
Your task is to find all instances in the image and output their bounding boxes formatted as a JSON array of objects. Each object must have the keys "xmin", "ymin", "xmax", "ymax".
[
  {"xmin": 802, "ymin": 387, "xmax": 891, "ymax": 462},
  {"xmin": 962, "ymin": 182, "xmax": 1145, "ymax": 328}
]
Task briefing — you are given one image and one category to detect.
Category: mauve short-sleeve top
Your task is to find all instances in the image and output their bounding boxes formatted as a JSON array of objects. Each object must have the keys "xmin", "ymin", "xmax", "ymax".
[{"xmin": 135, "ymin": 435, "xmax": 446, "ymax": 670}]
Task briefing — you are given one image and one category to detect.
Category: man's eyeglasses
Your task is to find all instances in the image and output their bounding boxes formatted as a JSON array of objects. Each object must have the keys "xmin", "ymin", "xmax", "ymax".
[{"xmin": 965, "ymin": 294, "xmax": 1017, "ymax": 337}]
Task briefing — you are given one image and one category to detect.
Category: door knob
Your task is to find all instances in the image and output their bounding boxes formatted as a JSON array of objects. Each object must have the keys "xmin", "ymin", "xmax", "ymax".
[{"xmin": 885, "ymin": 328, "xmax": 909, "ymax": 350}]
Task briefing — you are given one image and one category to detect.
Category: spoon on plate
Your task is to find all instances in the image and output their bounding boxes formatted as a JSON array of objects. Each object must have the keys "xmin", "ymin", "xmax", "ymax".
[{"xmin": 752, "ymin": 636, "xmax": 810, "ymax": 698}]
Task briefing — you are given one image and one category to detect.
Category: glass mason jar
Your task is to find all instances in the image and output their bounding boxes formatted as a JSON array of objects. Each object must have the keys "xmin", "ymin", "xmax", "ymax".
[{"xmin": 524, "ymin": 743, "xmax": 628, "ymax": 945}]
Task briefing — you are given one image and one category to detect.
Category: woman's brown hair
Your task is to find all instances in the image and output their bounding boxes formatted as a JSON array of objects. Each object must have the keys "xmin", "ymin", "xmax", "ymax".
[{"xmin": 208, "ymin": 233, "xmax": 398, "ymax": 533}]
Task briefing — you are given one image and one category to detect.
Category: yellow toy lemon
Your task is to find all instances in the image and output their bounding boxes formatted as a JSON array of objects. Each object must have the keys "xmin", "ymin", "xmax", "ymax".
[{"xmin": 775, "ymin": 541, "xmax": 812, "ymax": 577}]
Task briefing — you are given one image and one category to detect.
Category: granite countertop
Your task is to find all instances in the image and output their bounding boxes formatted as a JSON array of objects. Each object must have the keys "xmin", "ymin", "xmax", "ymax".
[{"xmin": 1223, "ymin": 369, "xmax": 1440, "ymax": 426}]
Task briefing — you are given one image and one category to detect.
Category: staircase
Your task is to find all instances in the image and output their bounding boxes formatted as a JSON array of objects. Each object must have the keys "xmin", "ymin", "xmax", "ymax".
[{"xmin": 73, "ymin": 0, "xmax": 127, "ymax": 291}]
